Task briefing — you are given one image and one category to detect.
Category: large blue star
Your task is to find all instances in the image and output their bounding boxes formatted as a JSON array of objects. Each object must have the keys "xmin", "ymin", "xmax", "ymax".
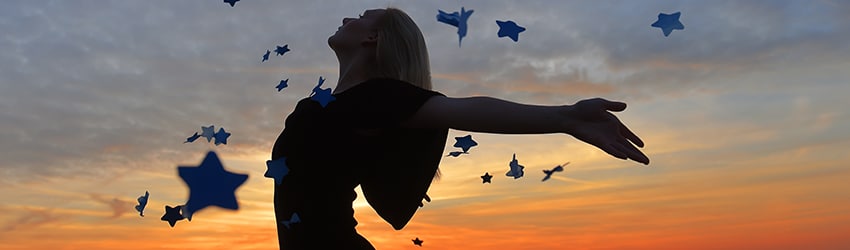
[
  {"xmin": 436, "ymin": 7, "xmax": 474, "ymax": 47},
  {"xmin": 275, "ymin": 44, "xmax": 290, "ymax": 56},
  {"xmin": 496, "ymin": 20, "xmax": 526, "ymax": 42},
  {"xmin": 178, "ymin": 151, "xmax": 248, "ymax": 220},
  {"xmin": 651, "ymin": 12, "xmax": 684, "ymax": 37},
  {"xmin": 264, "ymin": 157, "xmax": 289, "ymax": 185}
]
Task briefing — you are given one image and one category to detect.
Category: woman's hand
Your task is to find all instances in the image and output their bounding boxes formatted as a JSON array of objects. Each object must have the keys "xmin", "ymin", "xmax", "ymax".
[{"xmin": 562, "ymin": 98, "xmax": 649, "ymax": 165}]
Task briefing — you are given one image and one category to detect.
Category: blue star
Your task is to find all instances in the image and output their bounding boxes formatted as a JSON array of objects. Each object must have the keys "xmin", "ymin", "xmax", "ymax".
[
  {"xmin": 135, "ymin": 191, "xmax": 149, "ymax": 217},
  {"xmin": 412, "ymin": 237, "xmax": 424, "ymax": 246},
  {"xmin": 223, "ymin": 0, "xmax": 239, "ymax": 7},
  {"xmin": 274, "ymin": 45, "xmax": 290, "ymax": 56},
  {"xmin": 280, "ymin": 212, "xmax": 300, "ymax": 229},
  {"xmin": 496, "ymin": 20, "xmax": 526, "ymax": 42},
  {"xmin": 184, "ymin": 132, "xmax": 201, "ymax": 143},
  {"xmin": 276, "ymin": 79, "xmax": 289, "ymax": 92},
  {"xmin": 213, "ymin": 127, "xmax": 230, "ymax": 145},
  {"xmin": 436, "ymin": 7, "xmax": 474, "ymax": 47},
  {"xmin": 310, "ymin": 76, "xmax": 335, "ymax": 107},
  {"xmin": 160, "ymin": 205, "xmax": 185, "ymax": 227},
  {"xmin": 542, "ymin": 162, "xmax": 568, "ymax": 182},
  {"xmin": 178, "ymin": 151, "xmax": 248, "ymax": 220},
  {"xmin": 264, "ymin": 157, "xmax": 289, "ymax": 185},
  {"xmin": 453, "ymin": 135, "xmax": 478, "ymax": 153},
  {"xmin": 201, "ymin": 125, "xmax": 215, "ymax": 142},
  {"xmin": 505, "ymin": 154, "xmax": 525, "ymax": 179},
  {"xmin": 481, "ymin": 172, "xmax": 492, "ymax": 184},
  {"xmin": 261, "ymin": 50, "xmax": 270, "ymax": 62},
  {"xmin": 651, "ymin": 12, "xmax": 684, "ymax": 37}
]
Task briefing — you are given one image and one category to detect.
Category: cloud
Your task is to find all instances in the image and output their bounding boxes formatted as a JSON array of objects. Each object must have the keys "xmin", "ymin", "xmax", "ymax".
[
  {"xmin": 88, "ymin": 194, "xmax": 135, "ymax": 219},
  {"xmin": 0, "ymin": 207, "xmax": 64, "ymax": 232}
]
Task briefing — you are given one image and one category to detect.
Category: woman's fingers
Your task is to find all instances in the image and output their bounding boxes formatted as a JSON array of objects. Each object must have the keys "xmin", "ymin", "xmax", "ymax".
[
  {"xmin": 613, "ymin": 140, "xmax": 650, "ymax": 165},
  {"xmin": 619, "ymin": 123, "xmax": 644, "ymax": 148}
]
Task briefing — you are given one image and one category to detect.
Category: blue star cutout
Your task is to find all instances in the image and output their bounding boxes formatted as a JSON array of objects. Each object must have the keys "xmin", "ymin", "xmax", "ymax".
[
  {"xmin": 160, "ymin": 205, "xmax": 185, "ymax": 227},
  {"xmin": 453, "ymin": 135, "xmax": 478, "ymax": 153},
  {"xmin": 413, "ymin": 237, "xmax": 424, "ymax": 246},
  {"xmin": 178, "ymin": 151, "xmax": 248, "ymax": 220},
  {"xmin": 213, "ymin": 127, "xmax": 230, "ymax": 145},
  {"xmin": 264, "ymin": 157, "xmax": 289, "ymax": 185},
  {"xmin": 542, "ymin": 162, "xmax": 568, "ymax": 182},
  {"xmin": 280, "ymin": 212, "xmax": 301, "ymax": 229},
  {"xmin": 274, "ymin": 45, "xmax": 290, "ymax": 56},
  {"xmin": 201, "ymin": 125, "xmax": 215, "ymax": 142},
  {"xmin": 223, "ymin": 0, "xmax": 239, "ymax": 7},
  {"xmin": 651, "ymin": 12, "xmax": 684, "ymax": 37},
  {"xmin": 436, "ymin": 7, "xmax": 474, "ymax": 47},
  {"xmin": 276, "ymin": 79, "xmax": 289, "ymax": 92},
  {"xmin": 445, "ymin": 151, "xmax": 468, "ymax": 157},
  {"xmin": 505, "ymin": 153, "xmax": 525, "ymax": 179},
  {"xmin": 261, "ymin": 50, "xmax": 270, "ymax": 62},
  {"xmin": 135, "ymin": 191, "xmax": 149, "ymax": 217},
  {"xmin": 481, "ymin": 172, "xmax": 492, "ymax": 184},
  {"xmin": 496, "ymin": 20, "xmax": 526, "ymax": 42},
  {"xmin": 310, "ymin": 76, "xmax": 335, "ymax": 107}
]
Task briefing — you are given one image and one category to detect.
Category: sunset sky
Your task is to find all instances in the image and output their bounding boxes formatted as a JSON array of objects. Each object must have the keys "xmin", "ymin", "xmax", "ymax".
[{"xmin": 2, "ymin": 0, "xmax": 849, "ymax": 249}]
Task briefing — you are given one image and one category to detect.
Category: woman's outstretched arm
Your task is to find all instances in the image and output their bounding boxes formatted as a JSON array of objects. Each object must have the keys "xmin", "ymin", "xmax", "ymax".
[{"xmin": 403, "ymin": 96, "xmax": 649, "ymax": 164}]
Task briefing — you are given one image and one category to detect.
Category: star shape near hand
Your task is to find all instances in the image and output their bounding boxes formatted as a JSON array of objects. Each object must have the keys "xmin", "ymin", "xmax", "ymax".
[
  {"xmin": 213, "ymin": 127, "xmax": 231, "ymax": 145},
  {"xmin": 161, "ymin": 205, "xmax": 185, "ymax": 227},
  {"xmin": 436, "ymin": 7, "xmax": 474, "ymax": 47},
  {"xmin": 481, "ymin": 172, "xmax": 493, "ymax": 184},
  {"xmin": 496, "ymin": 20, "xmax": 526, "ymax": 42},
  {"xmin": 261, "ymin": 50, "xmax": 270, "ymax": 62},
  {"xmin": 453, "ymin": 134, "xmax": 478, "ymax": 153},
  {"xmin": 651, "ymin": 12, "xmax": 684, "ymax": 37},
  {"xmin": 310, "ymin": 76, "xmax": 335, "ymax": 107},
  {"xmin": 274, "ymin": 45, "xmax": 290, "ymax": 56},
  {"xmin": 412, "ymin": 237, "xmax": 424, "ymax": 246},
  {"xmin": 264, "ymin": 157, "xmax": 289, "ymax": 185},
  {"xmin": 201, "ymin": 125, "xmax": 215, "ymax": 142},
  {"xmin": 505, "ymin": 153, "xmax": 525, "ymax": 179},
  {"xmin": 276, "ymin": 79, "xmax": 288, "ymax": 92},
  {"xmin": 178, "ymin": 151, "xmax": 248, "ymax": 220},
  {"xmin": 223, "ymin": 0, "xmax": 239, "ymax": 7},
  {"xmin": 135, "ymin": 191, "xmax": 149, "ymax": 217}
]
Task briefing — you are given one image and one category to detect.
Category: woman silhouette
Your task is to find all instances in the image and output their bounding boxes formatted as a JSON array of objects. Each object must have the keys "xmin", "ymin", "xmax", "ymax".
[{"xmin": 271, "ymin": 8, "xmax": 649, "ymax": 249}]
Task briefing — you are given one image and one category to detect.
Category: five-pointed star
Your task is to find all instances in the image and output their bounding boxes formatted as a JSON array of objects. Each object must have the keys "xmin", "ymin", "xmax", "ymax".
[
  {"xmin": 223, "ymin": 0, "xmax": 239, "ymax": 7},
  {"xmin": 261, "ymin": 50, "xmax": 271, "ymax": 62},
  {"xmin": 276, "ymin": 79, "xmax": 289, "ymax": 92},
  {"xmin": 178, "ymin": 151, "xmax": 249, "ymax": 220},
  {"xmin": 135, "ymin": 191, "xmax": 149, "ymax": 217},
  {"xmin": 496, "ymin": 20, "xmax": 526, "ymax": 42},
  {"xmin": 201, "ymin": 125, "xmax": 216, "ymax": 142},
  {"xmin": 505, "ymin": 153, "xmax": 525, "ymax": 179},
  {"xmin": 453, "ymin": 135, "xmax": 478, "ymax": 153},
  {"xmin": 160, "ymin": 205, "xmax": 185, "ymax": 227},
  {"xmin": 274, "ymin": 45, "xmax": 290, "ymax": 56},
  {"xmin": 264, "ymin": 157, "xmax": 289, "ymax": 185},
  {"xmin": 651, "ymin": 12, "xmax": 684, "ymax": 37},
  {"xmin": 481, "ymin": 172, "xmax": 493, "ymax": 184},
  {"xmin": 436, "ymin": 7, "xmax": 474, "ymax": 47},
  {"xmin": 213, "ymin": 127, "xmax": 231, "ymax": 145},
  {"xmin": 412, "ymin": 237, "xmax": 424, "ymax": 246}
]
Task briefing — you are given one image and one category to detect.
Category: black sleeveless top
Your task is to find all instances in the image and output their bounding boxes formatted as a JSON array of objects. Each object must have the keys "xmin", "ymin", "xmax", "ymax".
[{"xmin": 271, "ymin": 78, "xmax": 448, "ymax": 249}]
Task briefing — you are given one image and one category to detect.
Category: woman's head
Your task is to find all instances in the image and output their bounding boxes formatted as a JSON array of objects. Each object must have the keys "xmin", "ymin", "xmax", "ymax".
[{"xmin": 328, "ymin": 8, "xmax": 432, "ymax": 90}]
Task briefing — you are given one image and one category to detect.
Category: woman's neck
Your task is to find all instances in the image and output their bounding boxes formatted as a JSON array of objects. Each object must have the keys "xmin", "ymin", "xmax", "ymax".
[{"xmin": 334, "ymin": 50, "xmax": 377, "ymax": 94}]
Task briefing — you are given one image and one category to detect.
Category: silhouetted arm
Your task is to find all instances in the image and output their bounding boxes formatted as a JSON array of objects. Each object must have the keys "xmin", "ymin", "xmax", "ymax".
[{"xmin": 403, "ymin": 96, "xmax": 650, "ymax": 164}]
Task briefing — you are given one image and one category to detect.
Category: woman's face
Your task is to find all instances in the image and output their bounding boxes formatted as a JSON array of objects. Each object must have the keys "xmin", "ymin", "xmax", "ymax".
[{"xmin": 328, "ymin": 9, "xmax": 386, "ymax": 52}]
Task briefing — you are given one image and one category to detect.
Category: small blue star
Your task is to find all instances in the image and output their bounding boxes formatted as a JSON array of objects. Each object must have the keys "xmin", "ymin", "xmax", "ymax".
[
  {"xmin": 264, "ymin": 157, "xmax": 289, "ymax": 185},
  {"xmin": 276, "ymin": 79, "xmax": 288, "ymax": 92},
  {"xmin": 213, "ymin": 127, "xmax": 230, "ymax": 145},
  {"xmin": 223, "ymin": 0, "xmax": 239, "ymax": 7},
  {"xmin": 310, "ymin": 76, "xmax": 335, "ymax": 107},
  {"xmin": 453, "ymin": 135, "xmax": 478, "ymax": 153},
  {"xmin": 200, "ymin": 125, "xmax": 215, "ymax": 142},
  {"xmin": 261, "ymin": 50, "xmax": 270, "ymax": 62},
  {"xmin": 436, "ymin": 7, "xmax": 474, "ymax": 47},
  {"xmin": 135, "ymin": 191, "xmax": 149, "ymax": 217},
  {"xmin": 280, "ymin": 212, "xmax": 300, "ymax": 229},
  {"xmin": 496, "ymin": 20, "xmax": 526, "ymax": 42},
  {"xmin": 274, "ymin": 45, "xmax": 290, "ymax": 56},
  {"xmin": 481, "ymin": 172, "xmax": 492, "ymax": 184},
  {"xmin": 184, "ymin": 132, "xmax": 201, "ymax": 143},
  {"xmin": 160, "ymin": 205, "xmax": 185, "ymax": 227},
  {"xmin": 178, "ymin": 151, "xmax": 248, "ymax": 220},
  {"xmin": 505, "ymin": 154, "xmax": 525, "ymax": 179},
  {"xmin": 651, "ymin": 12, "xmax": 684, "ymax": 37}
]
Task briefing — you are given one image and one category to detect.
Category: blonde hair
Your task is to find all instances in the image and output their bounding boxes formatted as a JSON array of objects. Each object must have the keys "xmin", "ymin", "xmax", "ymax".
[{"xmin": 371, "ymin": 8, "xmax": 432, "ymax": 90}]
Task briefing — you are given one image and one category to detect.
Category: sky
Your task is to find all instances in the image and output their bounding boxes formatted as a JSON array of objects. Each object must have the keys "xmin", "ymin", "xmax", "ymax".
[{"xmin": 1, "ymin": 0, "xmax": 849, "ymax": 249}]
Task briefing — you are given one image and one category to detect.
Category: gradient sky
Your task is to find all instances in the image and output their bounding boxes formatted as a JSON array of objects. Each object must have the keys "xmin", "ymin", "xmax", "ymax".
[{"xmin": 2, "ymin": 0, "xmax": 849, "ymax": 249}]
